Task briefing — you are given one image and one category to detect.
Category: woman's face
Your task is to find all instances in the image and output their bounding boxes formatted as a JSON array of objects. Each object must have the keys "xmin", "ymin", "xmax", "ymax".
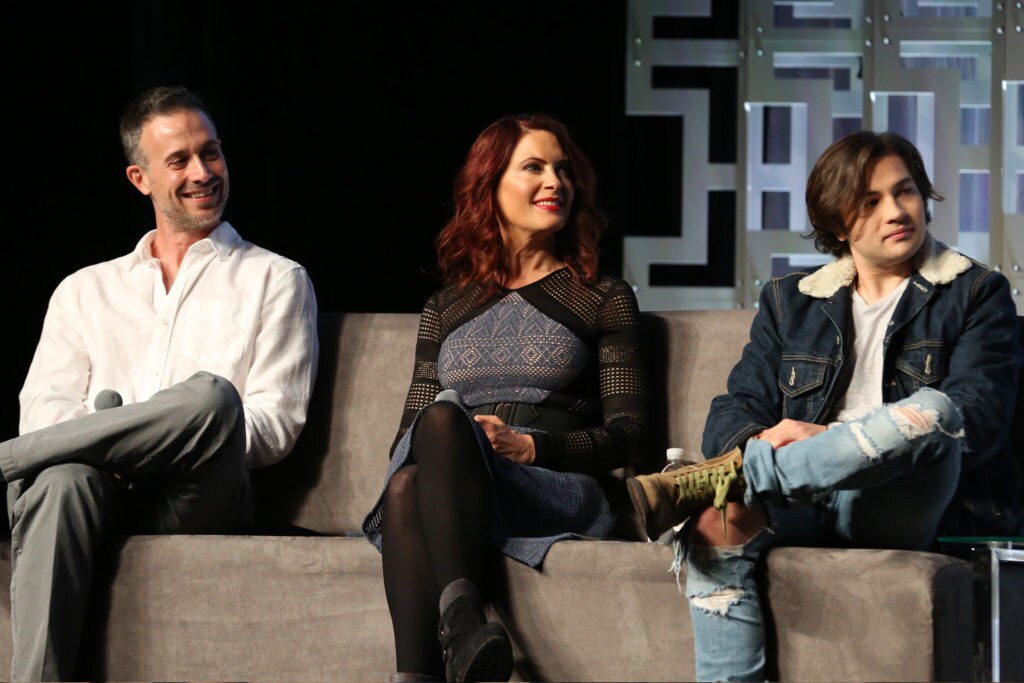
[{"xmin": 495, "ymin": 129, "xmax": 575, "ymax": 242}]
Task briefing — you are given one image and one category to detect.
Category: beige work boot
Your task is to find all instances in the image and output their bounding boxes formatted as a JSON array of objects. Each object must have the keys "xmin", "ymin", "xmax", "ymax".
[{"xmin": 626, "ymin": 447, "xmax": 746, "ymax": 541}]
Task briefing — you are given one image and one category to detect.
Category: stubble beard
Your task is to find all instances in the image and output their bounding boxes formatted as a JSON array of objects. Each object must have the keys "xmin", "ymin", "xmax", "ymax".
[
  {"xmin": 161, "ymin": 205, "xmax": 224, "ymax": 233},
  {"xmin": 155, "ymin": 184, "xmax": 229, "ymax": 234}
]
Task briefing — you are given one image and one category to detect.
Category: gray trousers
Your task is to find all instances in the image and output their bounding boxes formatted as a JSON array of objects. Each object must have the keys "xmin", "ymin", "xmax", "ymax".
[{"xmin": 0, "ymin": 372, "xmax": 252, "ymax": 682}]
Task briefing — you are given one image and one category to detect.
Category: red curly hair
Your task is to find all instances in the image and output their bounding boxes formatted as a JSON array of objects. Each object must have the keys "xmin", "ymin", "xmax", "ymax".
[{"xmin": 436, "ymin": 114, "xmax": 606, "ymax": 296}]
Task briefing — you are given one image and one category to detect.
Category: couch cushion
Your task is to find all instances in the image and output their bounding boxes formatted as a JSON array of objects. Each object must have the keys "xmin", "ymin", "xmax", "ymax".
[
  {"xmin": 764, "ymin": 547, "xmax": 973, "ymax": 682},
  {"xmin": 496, "ymin": 539, "xmax": 695, "ymax": 681},
  {"xmin": 83, "ymin": 535, "xmax": 393, "ymax": 681}
]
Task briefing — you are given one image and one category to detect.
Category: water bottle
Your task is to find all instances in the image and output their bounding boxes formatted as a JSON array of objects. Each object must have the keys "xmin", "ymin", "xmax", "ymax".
[
  {"xmin": 656, "ymin": 448, "xmax": 689, "ymax": 544},
  {"xmin": 661, "ymin": 447, "xmax": 688, "ymax": 473}
]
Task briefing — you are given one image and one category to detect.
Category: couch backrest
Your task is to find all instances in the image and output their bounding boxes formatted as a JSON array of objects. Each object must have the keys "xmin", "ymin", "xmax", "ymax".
[
  {"xmin": 252, "ymin": 309, "xmax": 758, "ymax": 535},
  {"xmin": 638, "ymin": 310, "xmax": 758, "ymax": 471}
]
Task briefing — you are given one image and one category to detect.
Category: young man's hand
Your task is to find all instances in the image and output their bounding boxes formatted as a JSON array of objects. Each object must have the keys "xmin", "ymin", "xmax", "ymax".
[{"xmin": 753, "ymin": 419, "xmax": 827, "ymax": 449}]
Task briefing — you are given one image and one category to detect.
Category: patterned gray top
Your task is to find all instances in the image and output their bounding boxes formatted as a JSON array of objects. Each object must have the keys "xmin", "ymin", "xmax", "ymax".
[{"xmin": 390, "ymin": 267, "xmax": 650, "ymax": 475}]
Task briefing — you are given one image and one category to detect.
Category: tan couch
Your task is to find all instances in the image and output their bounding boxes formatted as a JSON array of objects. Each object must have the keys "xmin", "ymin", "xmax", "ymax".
[{"xmin": 0, "ymin": 310, "xmax": 989, "ymax": 681}]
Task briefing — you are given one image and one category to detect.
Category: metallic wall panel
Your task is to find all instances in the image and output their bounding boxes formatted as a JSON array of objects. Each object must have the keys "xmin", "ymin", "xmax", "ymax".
[{"xmin": 624, "ymin": 0, "xmax": 1023, "ymax": 313}]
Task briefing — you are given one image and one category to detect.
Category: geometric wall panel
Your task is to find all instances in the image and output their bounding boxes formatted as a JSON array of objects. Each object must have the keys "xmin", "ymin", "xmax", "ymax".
[
  {"xmin": 624, "ymin": 0, "xmax": 739, "ymax": 311},
  {"xmin": 624, "ymin": 0, "xmax": 1024, "ymax": 312}
]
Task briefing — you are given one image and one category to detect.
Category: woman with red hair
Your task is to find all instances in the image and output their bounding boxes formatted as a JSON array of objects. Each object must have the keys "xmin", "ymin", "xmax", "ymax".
[{"xmin": 363, "ymin": 114, "xmax": 649, "ymax": 683}]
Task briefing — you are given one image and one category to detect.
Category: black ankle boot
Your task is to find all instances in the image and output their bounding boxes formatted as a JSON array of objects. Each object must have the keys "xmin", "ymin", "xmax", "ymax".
[{"xmin": 437, "ymin": 592, "xmax": 513, "ymax": 683}]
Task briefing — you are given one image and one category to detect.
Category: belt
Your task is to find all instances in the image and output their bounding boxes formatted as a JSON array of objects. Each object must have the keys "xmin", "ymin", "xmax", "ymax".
[{"xmin": 469, "ymin": 401, "xmax": 589, "ymax": 432}]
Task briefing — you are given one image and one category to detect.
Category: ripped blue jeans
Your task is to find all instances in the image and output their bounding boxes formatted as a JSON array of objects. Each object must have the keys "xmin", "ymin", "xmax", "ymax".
[{"xmin": 685, "ymin": 387, "xmax": 963, "ymax": 682}]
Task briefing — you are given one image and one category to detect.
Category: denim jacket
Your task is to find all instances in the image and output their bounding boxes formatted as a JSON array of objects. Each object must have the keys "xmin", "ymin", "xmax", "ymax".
[{"xmin": 702, "ymin": 236, "xmax": 1023, "ymax": 536}]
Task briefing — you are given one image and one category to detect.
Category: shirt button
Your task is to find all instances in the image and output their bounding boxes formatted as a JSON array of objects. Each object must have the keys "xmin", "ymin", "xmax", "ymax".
[{"xmin": 160, "ymin": 319, "xmax": 169, "ymax": 326}]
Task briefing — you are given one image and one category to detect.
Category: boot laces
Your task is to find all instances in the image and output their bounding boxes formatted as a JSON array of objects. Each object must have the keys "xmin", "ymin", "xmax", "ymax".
[{"xmin": 673, "ymin": 461, "xmax": 740, "ymax": 512}]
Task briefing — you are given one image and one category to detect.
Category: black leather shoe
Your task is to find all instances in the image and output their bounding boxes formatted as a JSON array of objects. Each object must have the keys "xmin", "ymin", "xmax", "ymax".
[{"xmin": 437, "ymin": 593, "xmax": 513, "ymax": 682}]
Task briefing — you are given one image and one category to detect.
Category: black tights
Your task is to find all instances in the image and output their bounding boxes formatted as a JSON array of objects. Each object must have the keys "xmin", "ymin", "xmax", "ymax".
[{"xmin": 381, "ymin": 401, "xmax": 494, "ymax": 675}]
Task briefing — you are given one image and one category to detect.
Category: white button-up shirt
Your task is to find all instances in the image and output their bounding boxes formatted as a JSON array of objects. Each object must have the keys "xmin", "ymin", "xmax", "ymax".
[{"xmin": 19, "ymin": 222, "xmax": 319, "ymax": 469}]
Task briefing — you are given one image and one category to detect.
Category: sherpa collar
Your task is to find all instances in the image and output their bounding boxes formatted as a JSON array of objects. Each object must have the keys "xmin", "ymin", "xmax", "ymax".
[{"xmin": 797, "ymin": 234, "xmax": 973, "ymax": 299}]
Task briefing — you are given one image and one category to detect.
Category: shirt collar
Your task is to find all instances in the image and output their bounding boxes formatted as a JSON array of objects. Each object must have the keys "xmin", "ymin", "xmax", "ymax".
[
  {"xmin": 130, "ymin": 221, "xmax": 240, "ymax": 266},
  {"xmin": 797, "ymin": 233, "xmax": 972, "ymax": 299}
]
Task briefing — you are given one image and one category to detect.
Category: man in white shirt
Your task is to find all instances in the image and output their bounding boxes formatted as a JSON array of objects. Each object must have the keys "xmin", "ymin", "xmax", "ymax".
[{"xmin": 0, "ymin": 86, "xmax": 319, "ymax": 681}]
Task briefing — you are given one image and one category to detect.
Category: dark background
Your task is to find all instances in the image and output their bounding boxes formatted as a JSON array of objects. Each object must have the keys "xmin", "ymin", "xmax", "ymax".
[{"xmin": 3, "ymin": 1, "xmax": 737, "ymax": 437}]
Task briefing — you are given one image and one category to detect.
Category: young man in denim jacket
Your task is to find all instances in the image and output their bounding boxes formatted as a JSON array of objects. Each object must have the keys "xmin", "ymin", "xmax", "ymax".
[{"xmin": 628, "ymin": 131, "xmax": 1023, "ymax": 681}]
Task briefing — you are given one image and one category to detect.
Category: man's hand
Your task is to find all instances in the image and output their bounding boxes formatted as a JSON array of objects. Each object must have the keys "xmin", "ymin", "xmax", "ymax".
[
  {"xmin": 473, "ymin": 415, "xmax": 536, "ymax": 464},
  {"xmin": 753, "ymin": 419, "xmax": 826, "ymax": 449}
]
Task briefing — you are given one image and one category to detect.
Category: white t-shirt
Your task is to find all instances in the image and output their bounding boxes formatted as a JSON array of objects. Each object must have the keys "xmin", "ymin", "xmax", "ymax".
[{"xmin": 832, "ymin": 278, "xmax": 910, "ymax": 424}]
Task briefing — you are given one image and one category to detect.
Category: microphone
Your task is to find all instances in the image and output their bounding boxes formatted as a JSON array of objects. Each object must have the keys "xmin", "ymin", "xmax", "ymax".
[
  {"xmin": 94, "ymin": 389, "xmax": 123, "ymax": 411},
  {"xmin": 94, "ymin": 389, "xmax": 131, "ymax": 490}
]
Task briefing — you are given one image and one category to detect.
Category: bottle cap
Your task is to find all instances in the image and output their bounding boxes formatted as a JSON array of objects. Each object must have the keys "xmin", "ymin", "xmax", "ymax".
[{"xmin": 666, "ymin": 447, "xmax": 685, "ymax": 461}]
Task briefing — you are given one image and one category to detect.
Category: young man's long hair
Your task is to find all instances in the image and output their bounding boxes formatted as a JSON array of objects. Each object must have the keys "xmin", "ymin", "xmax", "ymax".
[{"xmin": 805, "ymin": 131, "xmax": 943, "ymax": 257}]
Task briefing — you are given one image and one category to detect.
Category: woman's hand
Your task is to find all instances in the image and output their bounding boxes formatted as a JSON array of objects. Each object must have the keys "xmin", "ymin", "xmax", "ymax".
[
  {"xmin": 473, "ymin": 415, "xmax": 536, "ymax": 464},
  {"xmin": 752, "ymin": 419, "xmax": 826, "ymax": 449}
]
